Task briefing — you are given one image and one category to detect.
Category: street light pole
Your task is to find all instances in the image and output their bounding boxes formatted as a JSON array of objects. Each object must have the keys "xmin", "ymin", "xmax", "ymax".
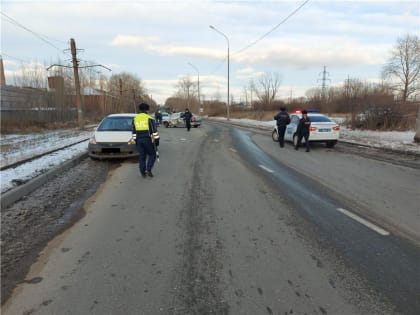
[
  {"xmin": 188, "ymin": 62, "xmax": 200, "ymax": 112},
  {"xmin": 209, "ymin": 25, "xmax": 230, "ymax": 120}
]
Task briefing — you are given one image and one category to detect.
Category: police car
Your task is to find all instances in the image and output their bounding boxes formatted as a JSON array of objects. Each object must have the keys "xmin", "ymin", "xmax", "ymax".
[
  {"xmin": 272, "ymin": 110, "xmax": 340, "ymax": 148},
  {"xmin": 88, "ymin": 113, "xmax": 138, "ymax": 159}
]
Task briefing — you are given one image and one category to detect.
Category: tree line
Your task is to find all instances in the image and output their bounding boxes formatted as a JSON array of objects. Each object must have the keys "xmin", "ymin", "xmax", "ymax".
[
  {"xmin": 3, "ymin": 34, "xmax": 418, "ymax": 135},
  {"xmin": 166, "ymin": 34, "xmax": 419, "ymax": 133}
]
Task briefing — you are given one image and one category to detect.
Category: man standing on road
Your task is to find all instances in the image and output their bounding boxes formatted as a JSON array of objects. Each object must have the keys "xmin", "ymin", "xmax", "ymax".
[
  {"xmin": 132, "ymin": 102, "xmax": 160, "ymax": 177},
  {"xmin": 155, "ymin": 109, "xmax": 163, "ymax": 127},
  {"xmin": 295, "ymin": 110, "xmax": 311, "ymax": 152},
  {"xmin": 184, "ymin": 108, "xmax": 193, "ymax": 131},
  {"xmin": 274, "ymin": 106, "xmax": 291, "ymax": 148}
]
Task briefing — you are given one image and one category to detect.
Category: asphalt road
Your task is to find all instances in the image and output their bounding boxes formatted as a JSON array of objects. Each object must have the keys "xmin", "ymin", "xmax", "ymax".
[{"xmin": 3, "ymin": 122, "xmax": 419, "ymax": 315}]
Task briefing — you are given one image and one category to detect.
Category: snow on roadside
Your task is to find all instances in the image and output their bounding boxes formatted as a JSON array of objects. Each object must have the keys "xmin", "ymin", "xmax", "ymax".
[
  {"xmin": 1, "ymin": 119, "xmax": 419, "ymax": 194},
  {"xmin": 339, "ymin": 128, "xmax": 418, "ymax": 153},
  {"xmin": 1, "ymin": 129, "xmax": 92, "ymax": 166},
  {"xmin": 210, "ymin": 117, "xmax": 420, "ymax": 154},
  {"xmin": 1, "ymin": 141, "xmax": 89, "ymax": 193}
]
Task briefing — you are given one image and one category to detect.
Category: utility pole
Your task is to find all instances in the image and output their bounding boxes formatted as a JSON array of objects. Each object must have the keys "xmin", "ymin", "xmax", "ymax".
[
  {"xmin": 119, "ymin": 78, "xmax": 123, "ymax": 112},
  {"xmin": 70, "ymin": 38, "xmax": 83, "ymax": 128},
  {"xmin": 345, "ymin": 75, "xmax": 356, "ymax": 130},
  {"xmin": 209, "ymin": 25, "xmax": 230, "ymax": 120},
  {"xmin": 132, "ymin": 89, "xmax": 136, "ymax": 113}
]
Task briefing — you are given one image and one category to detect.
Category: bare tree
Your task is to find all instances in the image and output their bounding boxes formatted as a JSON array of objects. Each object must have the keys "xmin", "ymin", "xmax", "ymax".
[
  {"xmin": 241, "ymin": 80, "xmax": 256, "ymax": 108},
  {"xmin": 13, "ymin": 61, "xmax": 47, "ymax": 89},
  {"xmin": 175, "ymin": 76, "xmax": 198, "ymax": 111},
  {"xmin": 107, "ymin": 72, "xmax": 146, "ymax": 112},
  {"xmin": 382, "ymin": 34, "xmax": 420, "ymax": 102},
  {"xmin": 79, "ymin": 60, "xmax": 103, "ymax": 93},
  {"xmin": 107, "ymin": 72, "xmax": 145, "ymax": 95},
  {"xmin": 344, "ymin": 77, "xmax": 364, "ymax": 130},
  {"xmin": 255, "ymin": 72, "xmax": 282, "ymax": 109}
]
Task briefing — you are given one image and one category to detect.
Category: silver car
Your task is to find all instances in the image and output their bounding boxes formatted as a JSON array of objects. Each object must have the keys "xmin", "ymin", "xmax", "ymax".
[{"xmin": 164, "ymin": 112, "xmax": 202, "ymax": 128}]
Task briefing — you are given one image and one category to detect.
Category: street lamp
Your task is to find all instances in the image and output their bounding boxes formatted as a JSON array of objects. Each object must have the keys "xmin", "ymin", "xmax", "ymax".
[
  {"xmin": 209, "ymin": 25, "xmax": 230, "ymax": 120},
  {"xmin": 188, "ymin": 62, "xmax": 200, "ymax": 113}
]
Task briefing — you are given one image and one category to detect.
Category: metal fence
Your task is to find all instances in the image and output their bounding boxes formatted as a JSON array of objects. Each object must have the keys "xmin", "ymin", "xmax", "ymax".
[{"xmin": 1, "ymin": 86, "xmax": 131, "ymax": 131}]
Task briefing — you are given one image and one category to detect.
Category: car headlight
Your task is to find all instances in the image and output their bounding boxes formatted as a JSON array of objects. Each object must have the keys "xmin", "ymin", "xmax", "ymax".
[{"xmin": 89, "ymin": 137, "xmax": 96, "ymax": 144}]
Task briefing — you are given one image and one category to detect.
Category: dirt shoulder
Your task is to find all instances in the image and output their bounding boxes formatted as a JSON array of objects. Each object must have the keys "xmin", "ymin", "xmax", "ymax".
[{"xmin": 1, "ymin": 158, "xmax": 116, "ymax": 305}]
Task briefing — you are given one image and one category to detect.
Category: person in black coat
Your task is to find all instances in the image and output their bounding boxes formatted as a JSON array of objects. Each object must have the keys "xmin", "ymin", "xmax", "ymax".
[
  {"xmin": 155, "ymin": 110, "xmax": 163, "ymax": 126},
  {"xmin": 184, "ymin": 108, "xmax": 193, "ymax": 131},
  {"xmin": 295, "ymin": 110, "xmax": 311, "ymax": 152},
  {"xmin": 274, "ymin": 106, "xmax": 291, "ymax": 148}
]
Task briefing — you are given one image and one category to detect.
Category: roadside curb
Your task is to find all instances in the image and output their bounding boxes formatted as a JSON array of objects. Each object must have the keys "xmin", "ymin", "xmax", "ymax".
[
  {"xmin": 207, "ymin": 118, "xmax": 420, "ymax": 157},
  {"xmin": 336, "ymin": 139, "xmax": 420, "ymax": 157},
  {"xmin": 1, "ymin": 152, "xmax": 88, "ymax": 209}
]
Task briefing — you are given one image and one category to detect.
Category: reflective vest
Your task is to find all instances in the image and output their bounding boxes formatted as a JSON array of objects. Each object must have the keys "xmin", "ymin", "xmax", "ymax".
[{"xmin": 133, "ymin": 113, "xmax": 153, "ymax": 131}]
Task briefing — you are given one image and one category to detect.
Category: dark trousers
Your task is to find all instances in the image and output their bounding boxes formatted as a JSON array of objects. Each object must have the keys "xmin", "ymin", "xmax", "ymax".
[
  {"xmin": 296, "ymin": 133, "xmax": 310, "ymax": 151},
  {"xmin": 186, "ymin": 120, "xmax": 191, "ymax": 131},
  {"xmin": 278, "ymin": 125, "xmax": 286, "ymax": 147},
  {"xmin": 136, "ymin": 138, "xmax": 156, "ymax": 173}
]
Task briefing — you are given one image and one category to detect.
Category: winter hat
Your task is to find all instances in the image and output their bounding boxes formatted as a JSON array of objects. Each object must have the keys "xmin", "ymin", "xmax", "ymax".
[{"xmin": 138, "ymin": 102, "xmax": 150, "ymax": 111}]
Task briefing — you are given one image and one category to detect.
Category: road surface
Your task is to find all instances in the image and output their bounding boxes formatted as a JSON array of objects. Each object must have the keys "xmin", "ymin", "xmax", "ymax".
[{"xmin": 3, "ymin": 122, "xmax": 419, "ymax": 315}]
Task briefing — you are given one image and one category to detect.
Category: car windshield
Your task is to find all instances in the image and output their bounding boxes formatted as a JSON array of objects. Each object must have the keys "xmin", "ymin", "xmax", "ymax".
[
  {"xmin": 97, "ymin": 117, "xmax": 133, "ymax": 131},
  {"xmin": 308, "ymin": 115, "xmax": 333, "ymax": 123}
]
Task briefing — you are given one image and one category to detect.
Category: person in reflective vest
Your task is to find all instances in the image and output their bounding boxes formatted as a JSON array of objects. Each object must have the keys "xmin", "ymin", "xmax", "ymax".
[{"xmin": 132, "ymin": 102, "xmax": 160, "ymax": 177}]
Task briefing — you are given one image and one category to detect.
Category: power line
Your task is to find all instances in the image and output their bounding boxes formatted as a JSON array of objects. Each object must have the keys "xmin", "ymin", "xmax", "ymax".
[
  {"xmin": 233, "ymin": 0, "xmax": 310, "ymax": 56},
  {"xmin": 0, "ymin": 52, "xmax": 28, "ymax": 63},
  {"xmin": 0, "ymin": 11, "xmax": 66, "ymax": 53},
  {"xmin": 208, "ymin": 1, "xmax": 310, "ymax": 77}
]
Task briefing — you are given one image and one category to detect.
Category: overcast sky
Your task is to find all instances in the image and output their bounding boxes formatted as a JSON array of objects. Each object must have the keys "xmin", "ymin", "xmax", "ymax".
[{"xmin": 1, "ymin": 0, "xmax": 419, "ymax": 104}]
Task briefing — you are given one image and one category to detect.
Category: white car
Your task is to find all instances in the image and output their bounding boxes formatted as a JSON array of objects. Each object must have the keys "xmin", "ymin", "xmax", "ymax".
[
  {"xmin": 163, "ymin": 112, "xmax": 202, "ymax": 128},
  {"xmin": 88, "ymin": 113, "xmax": 138, "ymax": 159},
  {"xmin": 161, "ymin": 112, "xmax": 170, "ymax": 126},
  {"xmin": 272, "ymin": 111, "xmax": 340, "ymax": 148}
]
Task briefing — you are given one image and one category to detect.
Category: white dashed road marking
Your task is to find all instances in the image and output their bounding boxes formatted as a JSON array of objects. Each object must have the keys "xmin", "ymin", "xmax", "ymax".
[
  {"xmin": 230, "ymin": 148, "xmax": 237, "ymax": 153},
  {"xmin": 336, "ymin": 208, "xmax": 390, "ymax": 236},
  {"xmin": 258, "ymin": 165, "xmax": 274, "ymax": 173}
]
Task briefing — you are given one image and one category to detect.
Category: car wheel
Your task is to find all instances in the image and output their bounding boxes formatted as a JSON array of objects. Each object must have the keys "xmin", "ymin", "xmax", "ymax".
[
  {"xmin": 272, "ymin": 130, "xmax": 279, "ymax": 142},
  {"xmin": 293, "ymin": 134, "xmax": 299, "ymax": 147},
  {"xmin": 326, "ymin": 140, "xmax": 337, "ymax": 148},
  {"xmin": 164, "ymin": 121, "xmax": 169, "ymax": 128}
]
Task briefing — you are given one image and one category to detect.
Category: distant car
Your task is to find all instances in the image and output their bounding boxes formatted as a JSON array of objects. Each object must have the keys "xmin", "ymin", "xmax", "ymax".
[
  {"xmin": 161, "ymin": 111, "xmax": 170, "ymax": 126},
  {"xmin": 88, "ymin": 113, "xmax": 138, "ymax": 159},
  {"xmin": 191, "ymin": 113, "xmax": 202, "ymax": 128},
  {"xmin": 164, "ymin": 112, "xmax": 202, "ymax": 128},
  {"xmin": 272, "ymin": 111, "xmax": 340, "ymax": 148}
]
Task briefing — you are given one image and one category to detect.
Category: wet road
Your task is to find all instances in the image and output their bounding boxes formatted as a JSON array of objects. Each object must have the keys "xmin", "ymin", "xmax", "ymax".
[{"xmin": 3, "ymin": 122, "xmax": 419, "ymax": 315}]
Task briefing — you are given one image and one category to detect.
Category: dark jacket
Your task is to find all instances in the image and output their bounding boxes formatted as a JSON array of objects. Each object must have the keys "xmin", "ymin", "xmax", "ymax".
[
  {"xmin": 184, "ymin": 111, "xmax": 193, "ymax": 122},
  {"xmin": 274, "ymin": 111, "xmax": 291, "ymax": 127},
  {"xmin": 155, "ymin": 111, "xmax": 162, "ymax": 122},
  {"xmin": 296, "ymin": 117, "xmax": 311, "ymax": 135}
]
